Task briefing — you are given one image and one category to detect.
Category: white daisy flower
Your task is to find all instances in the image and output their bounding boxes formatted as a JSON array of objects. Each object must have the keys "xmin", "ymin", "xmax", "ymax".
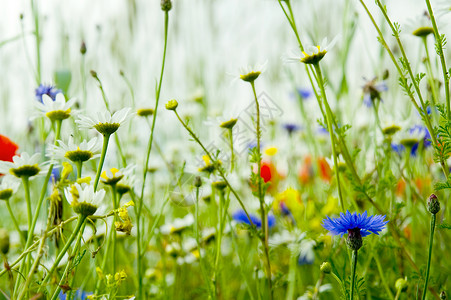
[
  {"xmin": 48, "ymin": 136, "xmax": 100, "ymax": 163},
  {"xmin": 76, "ymin": 107, "xmax": 134, "ymax": 136},
  {"xmin": 0, "ymin": 152, "xmax": 43, "ymax": 178},
  {"xmin": 65, "ymin": 183, "xmax": 106, "ymax": 216},
  {"xmin": 160, "ymin": 214, "xmax": 195, "ymax": 235},
  {"xmin": 35, "ymin": 93, "xmax": 76, "ymax": 121},
  {"xmin": 0, "ymin": 175, "xmax": 20, "ymax": 200},
  {"xmin": 239, "ymin": 61, "xmax": 267, "ymax": 82},
  {"xmin": 285, "ymin": 37, "xmax": 337, "ymax": 65}
]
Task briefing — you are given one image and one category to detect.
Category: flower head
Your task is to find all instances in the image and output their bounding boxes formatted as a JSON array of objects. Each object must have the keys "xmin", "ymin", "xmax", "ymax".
[
  {"xmin": 0, "ymin": 152, "xmax": 42, "ymax": 178},
  {"xmin": 0, "ymin": 176, "xmax": 20, "ymax": 200},
  {"xmin": 101, "ymin": 167, "xmax": 125, "ymax": 185},
  {"xmin": 322, "ymin": 211, "xmax": 388, "ymax": 237},
  {"xmin": 35, "ymin": 93, "xmax": 75, "ymax": 121},
  {"xmin": 232, "ymin": 209, "xmax": 276, "ymax": 229},
  {"xmin": 35, "ymin": 84, "xmax": 61, "ymax": 103},
  {"xmin": 64, "ymin": 183, "xmax": 105, "ymax": 216},
  {"xmin": 362, "ymin": 78, "xmax": 388, "ymax": 107},
  {"xmin": 0, "ymin": 134, "xmax": 18, "ymax": 163},
  {"xmin": 76, "ymin": 108, "xmax": 133, "ymax": 136},
  {"xmin": 239, "ymin": 61, "xmax": 267, "ymax": 82},
  {"xmin": 322, "ymin": 211, "xmax": 388, "ymax": 250},
  {"xmin": 285, "ymin": 38, "xmax": 336, "ymax": 65},
  {"xmin": 49, "ymin": 136, "xmax": 100, "ymax": 163}
]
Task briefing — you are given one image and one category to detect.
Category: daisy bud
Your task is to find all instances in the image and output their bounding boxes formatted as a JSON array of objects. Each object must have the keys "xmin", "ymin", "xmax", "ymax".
[
  {"xmin": 220, "ymin": 118, "xmax": 238, "ymax": 129},
  {"xmin": 395, "ymin": 277, "xmax": 408, "ymax": 291},
  {"xmin": 427, "ymin": 194, "xmax": 440, "ymax": 215},
  {"xmin": 80, "ymin": 41, "xmax": 87, "ymax": 55},
  {"xmin": 441, "ymin": 291, "xmax": 447, "ymax": 300},
  {"xmin": 212, "ymin": 181, "xmax": 227, "ymax": 191},
  {"xmin": 0, "ymin": 228, "xmax": 9, "ymax": 255},
  {"xmin": 194, "ymin": 176, "xmax": 202, "ymax": 188},
  {"xmin": 320, "ymin": 262, "xmax": 331, "ymax": 274},
  {"xmin": 165, "ymin": 99, "xmax": 178, "ymax": 111}
]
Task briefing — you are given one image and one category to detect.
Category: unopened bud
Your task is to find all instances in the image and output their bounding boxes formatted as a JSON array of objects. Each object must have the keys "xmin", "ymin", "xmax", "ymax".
[
  {"xmin": 320, "ymin": 262, "xmax": 331, "ymax": 274},
  {"xmin": 194, "ymin": 176, "xmax": 202, "ymax": 188},
  {"xmin": 90, "ymin": 70, "xmax": 98, "ymax": 78},
  {"xmin": 427, "ymin": 194, "xmax": 440, "ymax": 214},
  {"xmin": 0, "ymin": 229, "xmax": 10, "ymax": 255},
  {"xmin": 440, "ymin": 291, "xmax": 447, "ymax": 300},
  {"xmin": 161, "ymin": 0, "xmax": 172, "ymax": 11},
  {"xmin": 165, "ymin": 99, "xmax": 178, "ymax": 111},
  {"xmin": 80, "ymin": 41, "xmax": 87, "ymax": 55},
  {"xmin": 395, "ymin": 277, "xmax": 407, "ymax": 291}
]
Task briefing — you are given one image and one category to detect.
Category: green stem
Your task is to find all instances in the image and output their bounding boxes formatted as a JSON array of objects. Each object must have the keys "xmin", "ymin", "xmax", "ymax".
[
  {"xmin": 111, "ymin": 184, "xmax": 118, "ymax": 274},
  {"xmin": 137, "ymin": 12, "xmax": 170, "ymax": 298},
  {"xmin": 173, "ymin": 110, "xmax": 254, "ymax": 225},
  {"xmin": 228, "ymin": 128, "xmax": 234, "ymax": 172},
  {"xmin": 38, "ymin": 215, "xmax": 86, "ymax": 293},
  {"xmin": 313, "ymin": 63, "xmax": 345, "ymax": 211},
  {"xmin": 50, "ymin": 221, "xmax": 87, "ymax": 300},
  {"xmin": 6, "ymin": 201, "xmax": 25, "ymax": 245},
  {"xmin": 374, "ymin": 254, "xmax": 394, "ymax": 299},
  {"xmin": 422, "ymin": 214, "xmax": 436, "ymax": 299},
  {"xmin": 31, "ymin": 0, "xmax": 41, "ymax": 84},
  {"xmin": 350, "ymin": 250, "xmax": 358, "ymax": 300},
  {"xmin": 94, "ymin": 134, "xmax": 111, "ymax": 191},
  {"xmin": 422, "ymin": 37, "xmax": 439, "ymax": 120},
  {"xmin": 21, "ymin": 177, "xmax": 32, "ymax": 231},
  {"xmin": 214, "ymin": 189, "xmax": 225, "ymax": 295},
  {"xmin": 424, "ymin": 0, "xmax": 450, "ymax": 119},
  {"xmin": 250, "ymin": 81, "xmax": 273, "ymax": 300},
  {"xmin": 76, "ymin": 160, "xmax": 83, "ymax": 179}
]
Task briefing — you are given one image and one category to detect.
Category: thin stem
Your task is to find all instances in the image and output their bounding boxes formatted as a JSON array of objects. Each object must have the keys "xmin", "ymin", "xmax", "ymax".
[
  {"xmin": 6, "ymin": 201, "xmax": 25, "ymax": 245},
  {"xmin": 424, "ymin": 0, "xmax": 450, "ymax": 118},
  {"xmin": 137, "ymin": 12, "xmax": 170, "ymax": 297},
  {"xmin": 31, "ymin": 0, "xmax": 41, "ymax": 84},
  {"xmin": 422, "ymin": 214, "xmax": 436, "ymax": 299},
  {"xmin": 173, "ymin": 109, "xmax": 254, "ymax": 225},
  {"xmin": 228, "ymin": 128, "xmax": 234, "ymax": 172},
  {"xmin": 250, "ymin": 80, "xmax": 273, "ymax": 300},
  {"xmin": 21, "ymin": 177, "xmax": 32, "ymax": 231},
  {"xmin": 313, "ymin": 63, "xmax": 345, "ymax": 211},
  {"xmin": 422, "ymin": 37, "xmax": 439, "ymax": 120},
  {"xmin": 214, "ymin": 189, "xmax": 225, "ymax": 295},
  {"xmin": 94, "ymin": 134, "xmax": 111, "ymax": 191},
  {"xmin": 350, "ymin": 250, "xmax": 358, "ymax": 300},
  {"xmin": 76, "ymin": 160, "xmax": 83, "ymax": 179},
  {"xmin": 38, "ymin": 215, "xmax": 86, "ymax": 293}
]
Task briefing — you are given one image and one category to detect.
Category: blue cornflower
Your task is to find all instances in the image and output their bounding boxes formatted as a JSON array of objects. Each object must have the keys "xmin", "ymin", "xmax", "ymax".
[
  {"xmin": 282, "ymin": 123, "xmax": 301, "ymax": 135},
  {"xmin": 59, "ymin": 290, "xmax": 91, "ymax": 300},
  {"xmin": 233, "ymin": 209, "xmax": 276, "ymax": 229},
  {"xmin": 297, "ymin": 87, "xmax": 312, "ymax": 100},
  {"xmin": 35, "ymin": 84, "xmax": 62, "ymax": 103},
  {"xmin": 322, "ymin": 211, "xmax": 388, "ymax": 237}
]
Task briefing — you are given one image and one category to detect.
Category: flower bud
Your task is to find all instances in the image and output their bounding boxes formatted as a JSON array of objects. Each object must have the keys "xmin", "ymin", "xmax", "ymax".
[
  {"xmin": 320, "ymin": 262, "xmax": 331, "ymax": 274},
  {"xmin": 90, "ymin": 70, "xmax": 98, "ymax": 78},
  {"xmin": 346, "ymin": 228, "xmax": 362, "ymax": 251},
  {"xmin": 165, "ymin": 99, "xmax": 178, "ymax": 111},
  {"xmin": 161, "ymin": 0, "xmax": 172, "ymax": 11},
  {"xmin": 0, "ymin": 228, "xmax": 10, "ymax": 255},
  {"xmin": 80, "ymin": 41, "xmax": 87, "ymax": 55},
  {"xmin": 440, "ymin": 291, "xmax": 447, "ymax": 300},
  {"xmin": 194, "ymin": 176, "xmax": 202, "ymax": 188},
  {"xmin": 395, "ymin": 277, "xmax": 407, "ymax": 291},
  {"xmin": 427, "ymin": 194, "xmax": 440, "ymax": 215}
]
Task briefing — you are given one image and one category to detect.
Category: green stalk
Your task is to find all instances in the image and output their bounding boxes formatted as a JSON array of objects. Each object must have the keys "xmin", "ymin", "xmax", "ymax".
[
  {"xmin": 250, "ymin": 81, "xmax": 273, "ymax": 300},
  {"xmin": 38, "ymin": 215, "xmax": 86, "ymax": 293},
  {"xmin": 422, "ymin": 37, "xmax": 439, "ymax": 120},
  {"xmin": 111, "ymin": 184, "xmax": 119, "ymax": 274},
  {"xmin": 213, "ymin": 188, "xmax": 225, "ymax": 295},
  {"xmin": 374, "ymin": 254, "xmax": 394, "ymax": 299},
  {"xmin": 76, "ymin": 160, "xmax": 83, "ymax": 179},
  {"xmin": 228, "ymin": 128, "xmax": 235, "ymax": 172},
  {"xmin": 313, "ymin": 63, "xmax": 345, "ymax": 211},
  {"xmin": 93, "ymin": 134, "xmax": 111, "ymax": 191},
  {"xmin": 136, "ymin": 11, "xmax": 170, "ymax": 298},
  {"xmin": 422, "ymin": 214, "xmax": 436, "ymax": 299},
  {"xmin": 50, "ymin": 221, "xmax": 87, "ymax": 300},
  {"xmin": 21, "ymin": 177, "xmax": 32, "ymax": 230},
  {"xmin": 173, "ymin": 110, "xmax": 254, "ymax": 225},
  {"xmin": 6, "ymin": 200, "xmax": 25, "ymax": 245},
  {"xmin": 31, "ymin": 0, "xmax": 41, "ymax": 84},
  {"xmin": 350, "ymin": 250, "xmax": 358, "ymax": 300},
  {"xmin": 424, "ymin": 0, "xmax": 450, "ymax": 119}
]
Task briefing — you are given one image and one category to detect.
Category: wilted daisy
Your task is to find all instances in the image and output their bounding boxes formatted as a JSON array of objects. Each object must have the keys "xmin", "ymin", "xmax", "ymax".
[
  {"xmin": 65, "ymin": 183, "xmax": 106, "ymax": 216},
  {"xmin": 0, "ymin": 152, "xmax": 42, "ymax": 178},
  {"xmin": 76, "ymin": 107, "xmax": 133, "ymax": 136},
  {"xmin": 239, "ymin": 61, "xmax": 267, "ymax": 82},
  {"xmin": 35, "ymin": 93, "xmax": 76, "ymax": 121},
  {"xmin": 49, "ymin": 136, "xmax": 100, "ymax": 163},
  {"xmin": 322, "ymin": 211, "xmax": 388, "ymax": 250},
  {"xmin": 0, "ymin": 175, "xmax": 20, "ymax": 200}
]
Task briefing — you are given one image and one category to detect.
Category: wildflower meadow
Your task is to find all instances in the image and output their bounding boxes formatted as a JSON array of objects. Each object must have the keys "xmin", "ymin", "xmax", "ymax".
[{"xmin": 1, "ymin": 0, "xmax": 451, "ymax": 299}]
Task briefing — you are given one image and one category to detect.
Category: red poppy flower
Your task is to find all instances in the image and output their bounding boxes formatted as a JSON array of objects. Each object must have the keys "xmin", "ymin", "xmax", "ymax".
[
  {"xmin": 317, "ymin": 157, "xmax": 332, "ymax": 182},
  {"xmin": 0, "ymin": 134, "xmax": 18, "ymax": 162}
]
